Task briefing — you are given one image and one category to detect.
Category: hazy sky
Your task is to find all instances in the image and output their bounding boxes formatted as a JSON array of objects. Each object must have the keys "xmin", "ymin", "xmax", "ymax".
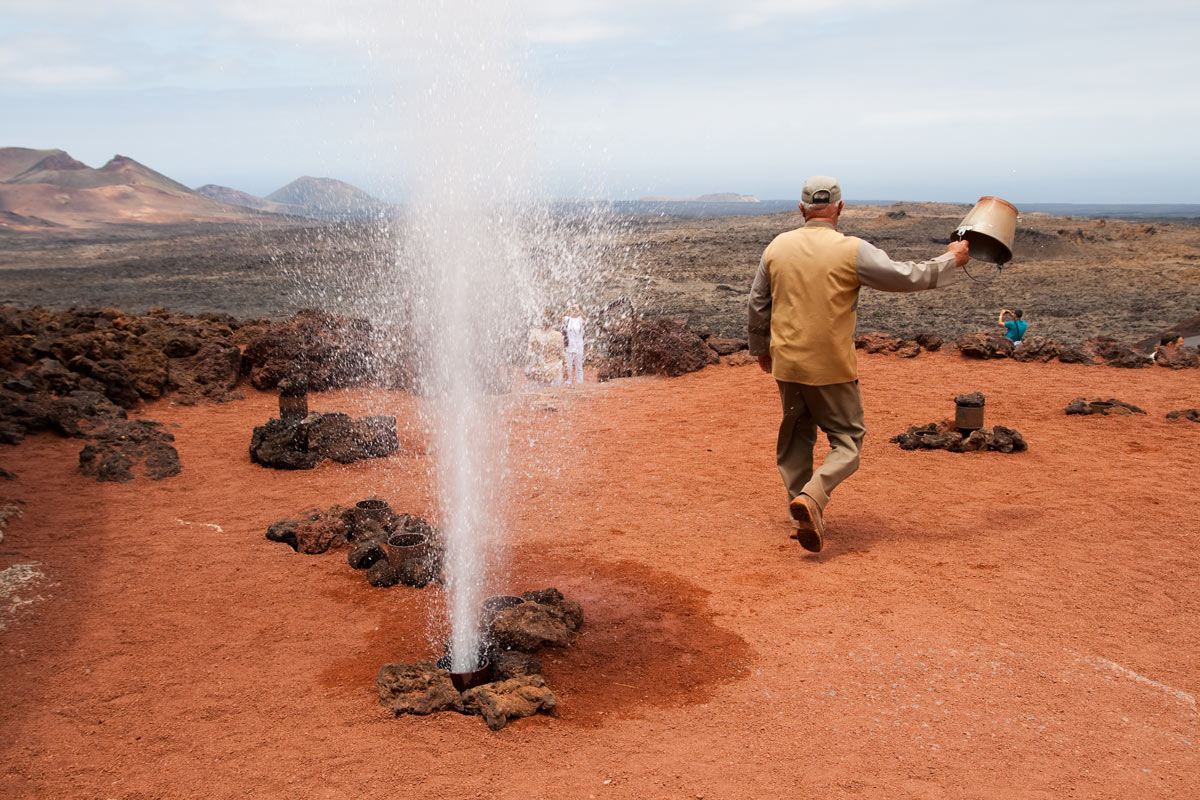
[{"xmin": 1, "ymin": 0, "xmax": 1197, "ymax": 203}]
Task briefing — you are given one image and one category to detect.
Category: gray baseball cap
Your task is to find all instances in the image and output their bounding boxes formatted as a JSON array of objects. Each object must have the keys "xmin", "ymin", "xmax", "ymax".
[{"xmin": 802, "ymin": 175, "xmax": 841, "ymax": 205}]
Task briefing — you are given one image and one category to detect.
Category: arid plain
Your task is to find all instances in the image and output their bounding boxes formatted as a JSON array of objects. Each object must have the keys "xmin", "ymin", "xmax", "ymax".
[{"xmin": 2, "ymin": 206, "xmax": 1199, "ymax": 799}]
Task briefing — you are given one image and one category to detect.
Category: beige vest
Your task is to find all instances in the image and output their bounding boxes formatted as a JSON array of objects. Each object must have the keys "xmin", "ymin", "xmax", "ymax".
[{"xmin": 763, "ymin": 222, "xmax": 862, "ymax": 385}]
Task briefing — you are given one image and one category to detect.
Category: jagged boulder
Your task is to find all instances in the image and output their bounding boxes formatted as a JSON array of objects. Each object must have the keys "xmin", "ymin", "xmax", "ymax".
[
  {"xmin": 704, "ymin": 335, "xmax": 747, "ymax": 356},
  {"xmin": 631, "ymin": 318, "xmax": 710, "ymax": 377},
  {"xmin": 266, "ymin": 506, "xmax": 350, "ymax": 554},
  {"xmin": 491, "ymin": 588, "xmax": 584, "ymax": 652},
  {"xmin": 307, "ymin": 413, "xmax": 399, "ymax": 463},
  {"xmin": 65, "ymin": 356, "xmax": 140, "ymax": 408},
  {"xmin": 78, "ymin": 419, "xmax": 181, "ymax": 482},
  {"xmin": 1012, "ymin": 336, "xmax": 1062, "ymax": 363},
  {"xmin": 366, "ymin": 559, "xmax": 399, "ymax": 587},
  {"xmin": 1155, "ymin": 346, "xmax": 1200, "ymax": 370},
  {"xmin": 1083, "ymin": 335, "xmax": 1150, "ymax": 368},
  {"xmin": 241, "ymin": 308, "xmax": 372, "ymax": 390},
  {"xmin": 376, "ymin": 662, "xmax": 463, "ymax": 716},
  {"xmin": 491, "ymin": 651, "xmax": 542, "ymax": 680},
  {"xmin": 1057, "ymin": 345, "xmax": 1095, "ymax": 365},
  {"xmin": 249, "ymin": 418, "xmax": 322, "ymax": 470},
  {"xmin": 914, "ymin": 331, "xmax": 943, "ymax": 351},
  {"xmin": 461, "ymin": 675, "xmax": 557, "ymax": 731},
  {"xmin": 956, "ymin": 332, "xmax": 1013, "ymax": 359},
  {"xmin": 1166, "ymin": 408, "xmax": 1200, "ymax": 422},
  {"xmin": 168, "ymin": 341, "xmax": 242, "ymax": 402},
  {"xmin": 854, "ymin": 332, "xmax": 904, "ymax": 354},
  {"xmin": 1065, "ymin": 397, "xmax": 1146, "ymax": 416}
]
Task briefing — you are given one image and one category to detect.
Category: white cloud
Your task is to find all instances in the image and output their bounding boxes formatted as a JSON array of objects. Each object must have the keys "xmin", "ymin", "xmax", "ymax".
[{"xmin": 0, "ymin": 36, "xmax": 124, "ymax": 86}]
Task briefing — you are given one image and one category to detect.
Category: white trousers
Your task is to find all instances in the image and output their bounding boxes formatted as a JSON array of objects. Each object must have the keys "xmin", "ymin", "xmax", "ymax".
[{"xmin": 565, "ymin": 350, "xmax": 584, "ymax": 384}]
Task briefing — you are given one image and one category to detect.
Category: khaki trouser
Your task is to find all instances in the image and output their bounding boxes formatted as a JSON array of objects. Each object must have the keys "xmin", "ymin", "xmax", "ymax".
[{"xmin": 776, "ymin": 380, "xmax": 866, "ymax": 511}]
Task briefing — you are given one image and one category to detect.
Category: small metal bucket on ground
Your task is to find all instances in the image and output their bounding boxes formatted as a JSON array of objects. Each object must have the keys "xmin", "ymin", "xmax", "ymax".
[
  {"xmin": 436, "ymin": 654, "xmax": 493, "ymax": 692},
  {"xmin": 384, "ymin": 532, "xmax": 429, "ymax": 571},
  {"xmin": 278, "ymin": 378, "xmax": 308, "ymax": 421},
  {"xmin": 355, "ymin": 498, "xmax": 391, "ymax": 530},
  {"xmin": 955, "ymin": 401, "xmax": 985, "ymax": 433},
  {"xmin": 952, "ymin": 196, "xmax": 1018, "ymax": 265}
]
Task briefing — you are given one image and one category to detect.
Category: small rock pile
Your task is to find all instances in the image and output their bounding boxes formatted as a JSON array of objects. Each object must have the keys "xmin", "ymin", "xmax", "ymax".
[
  {"xmin": 891, "ymin": 420, "xmax": 1028, "ymax": 453},
  {"xmin": 250, "ymin": 412, "xmax": 399, "ymax": 470},
  {"xmin": 1065, "ymin": 397, "xmax": 1146, "ymax": 416},
  {"xmin": 854, "ymin": 331, "xmax": 943, "ymax": 358},
  {"xmin": 592, "ymin": 302, "xmax": 751, "ymax": 381},
  {"xmin": 266, "ymin": 500, "xmax": 441, "ymax": 588},
  {"xmin": 1166, "ymin": 409, "xmax": 1200, "ymax": 423},
  {"xmin": 78, "ymin": 419, "xmax": 182, "ymax": 482},
  {"xmin": 377, "ymin": 588, "xmax": 583, "ymax": 730}
]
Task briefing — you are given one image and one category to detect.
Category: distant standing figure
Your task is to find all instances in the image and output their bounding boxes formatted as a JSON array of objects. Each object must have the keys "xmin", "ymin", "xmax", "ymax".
[
  {"xmin": 525, "ymin": 325, "xmax": 564, "ymax": 386},
  {"xmin": 563, "ymin": 305, "xmax": 586, "ymax": 384},
  {"xmin": 998, "ymin": 308, "xmax": 1027, "ymax": 344}
]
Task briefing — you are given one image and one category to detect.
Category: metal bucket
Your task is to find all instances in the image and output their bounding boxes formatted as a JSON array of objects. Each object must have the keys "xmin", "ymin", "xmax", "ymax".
[
  {"xmin": 952, "ymin": 196, "xmax": 1018, "ymax": 265},
  {"xmin": 384, "ymin": 531, "xmax": 429, "ymax": 570},
  {"xmin": 955, "ymin": 402, "xmax": 985, "ymax": 433},
  {"xmin": 278, "ymin": 393, "xmax": 308, "ymax": 421},
  {"xmin": 435, "ymin": 654, "xmax": 492, "ymax": 692},
  {"xmin": 355, "ymin": 498, "xmax": 391, "ymax": 530}
]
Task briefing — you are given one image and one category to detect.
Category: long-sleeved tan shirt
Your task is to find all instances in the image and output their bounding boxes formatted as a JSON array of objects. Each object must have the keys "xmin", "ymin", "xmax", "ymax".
[{"xmin": 747, "ymin": 220, "xmax": 960, "ymax": 385}]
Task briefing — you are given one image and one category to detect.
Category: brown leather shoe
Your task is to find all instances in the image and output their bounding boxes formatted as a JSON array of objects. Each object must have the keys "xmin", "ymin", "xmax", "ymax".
[{"xmin": 788, "ymin": 494, "xmax": 825, "ymax": 553}]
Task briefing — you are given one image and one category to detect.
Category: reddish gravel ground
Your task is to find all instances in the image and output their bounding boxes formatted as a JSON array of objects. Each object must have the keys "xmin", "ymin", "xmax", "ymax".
[{"xmin": 1, "ymin": 352, "xmax": 1198, "ymax": 799}]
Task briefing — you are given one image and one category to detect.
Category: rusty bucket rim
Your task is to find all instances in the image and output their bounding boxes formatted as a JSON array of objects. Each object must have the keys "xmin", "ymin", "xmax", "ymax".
[{"xmin": 435, "ymin": 654, "xmax": 493, "ymax": 692}]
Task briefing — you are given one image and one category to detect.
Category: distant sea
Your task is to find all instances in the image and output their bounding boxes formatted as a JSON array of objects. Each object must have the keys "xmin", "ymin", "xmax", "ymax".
[{"xmin": 553, "ymin": 200, "xmax": 1200, "ymax": 220}]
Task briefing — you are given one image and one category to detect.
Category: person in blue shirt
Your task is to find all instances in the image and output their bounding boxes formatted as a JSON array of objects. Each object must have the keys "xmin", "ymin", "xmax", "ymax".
[{"xmin": 998, "ymin": 308, "xmax": 1027, "ymax": 344}]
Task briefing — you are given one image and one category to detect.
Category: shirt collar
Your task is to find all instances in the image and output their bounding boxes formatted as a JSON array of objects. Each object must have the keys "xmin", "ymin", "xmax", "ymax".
[{"xmin": 804, "ymin": 220, "xmax": 836, "ymax": 229}]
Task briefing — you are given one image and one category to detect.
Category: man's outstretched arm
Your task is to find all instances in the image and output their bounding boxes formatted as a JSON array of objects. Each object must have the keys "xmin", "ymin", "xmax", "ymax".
[{"xmin": 856, "ymin": 240, "xmax": 969, "ymax": 292}]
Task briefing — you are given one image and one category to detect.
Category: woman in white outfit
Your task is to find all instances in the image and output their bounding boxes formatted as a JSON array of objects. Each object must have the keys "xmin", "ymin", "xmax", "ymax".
[{"xmin": 563, "ymin": 305, "xmax": 585, "ymax": 384}]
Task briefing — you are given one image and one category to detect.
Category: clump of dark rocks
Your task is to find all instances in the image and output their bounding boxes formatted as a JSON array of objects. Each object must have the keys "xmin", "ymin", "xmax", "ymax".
[
  {"xmin": 266, "ymin": 499, "xmax": 441, "ymax": 587},
  {"xmin": 489, "ymin": 588, "xmax": 585, "ymax": 652},
  {"xmin": 249, "ymin": 412, "xmax": 399, "ymax": 470},
  {"xmin": 1065, "ymin": 397, "xmax": 1147, "ymax": 416},
  {"xmin": 948, "ymin": 330, "xmax": 1198, "ymax": 370},
  {"xmin": 593, "ymin": 301, "xmax": 750, "ymax": 380},
  {"xmin": 1154, "ymin": 346, "xmax": 1200, "ymax": 370},
  {"xmin": 628, "ymin": 318, "xmax": 712, "ymax": 378},
  {"xmin": 1011, "ymin": 336, "xmax": 1062, "ymax": 363},
  {"xmin": 78, "ymin": 419, "xmax": 182, "ymax": 482},
  {"xmin": 891, "ymin": 420, "xmax": 1028, "ymax": 453},
  {"xmin": 1166, "ymin": 408, "xmax": 1200, "ymax": 422},
  {"xmin": 955, "ymin": 332, "xmax": 1014, "ymax": 360},
  {"xmin": 854, "ymin": 332, "xmax": 920, "ymax": 358},
  {"xmin": 1071, "ymin": 336, "xmax": 1152, "ymax": 369},
  {"xmin": 954, "ymin": 391, "xmax": 985, "ymax": 408},
  {"xmin": 376, "ymin": 586, "xmax": 583, "ymax": 730}
]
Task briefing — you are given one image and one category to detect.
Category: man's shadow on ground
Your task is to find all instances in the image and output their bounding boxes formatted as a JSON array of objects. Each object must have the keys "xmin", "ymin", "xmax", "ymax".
[{"xmin": 790, "ymin": 508, "xmax": 915, "ymax": 563}]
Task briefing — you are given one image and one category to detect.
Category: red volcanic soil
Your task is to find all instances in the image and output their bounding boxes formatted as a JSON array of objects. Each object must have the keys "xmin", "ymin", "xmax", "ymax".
[{"xmin": 2, "ymin": 354, "xmax": 1198, "ymax": 798}]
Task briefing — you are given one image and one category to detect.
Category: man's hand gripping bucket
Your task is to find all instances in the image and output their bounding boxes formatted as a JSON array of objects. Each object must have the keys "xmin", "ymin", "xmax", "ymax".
[{"xmin": 952, "ymin": 196, "xmax": 1018, "ymax": 265}]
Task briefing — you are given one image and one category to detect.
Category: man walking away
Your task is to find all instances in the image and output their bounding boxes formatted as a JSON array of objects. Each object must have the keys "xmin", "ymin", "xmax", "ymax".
[{"xmin": 748, "ymin": 176, "xmax": 970, "ymax": 552}]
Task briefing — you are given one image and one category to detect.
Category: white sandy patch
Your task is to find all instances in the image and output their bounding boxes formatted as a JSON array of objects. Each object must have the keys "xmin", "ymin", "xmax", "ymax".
[
  {"xmin": 0, "ymin": 563, "xmax": 46, "ymax": 632},
  {"xmin": 1065, "ymin": 647, "xmax": 1197, "ymax": 714}
]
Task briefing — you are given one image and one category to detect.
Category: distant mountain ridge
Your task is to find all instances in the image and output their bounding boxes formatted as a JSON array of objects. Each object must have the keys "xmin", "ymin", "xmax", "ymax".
[
  {"xmin": 194, "ymin": 184, "xmax": 297, "ymax": 215},
  {"xmin": 0, "ymin": 146, "xmax": 265, "ymax": 230},
  {"xmin": 265, "ymin": 176, "xmax": 383, "ymax": 216},
  {"xmin": 0, "ymin": 146, "xmax": 386, "ymax": 230}
]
